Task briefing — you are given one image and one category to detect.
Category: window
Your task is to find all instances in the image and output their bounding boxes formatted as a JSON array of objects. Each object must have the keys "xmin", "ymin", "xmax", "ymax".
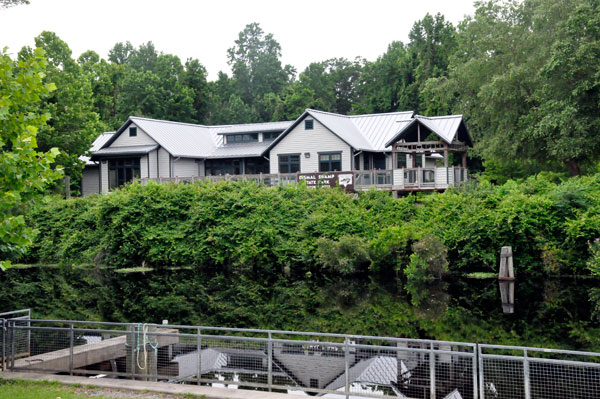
[
  {"xmin": 373, "ymin": 153, "xmax": 386, "ymax": 170},
  {"xmin": 397, "ymin": 154, "xmax": 407, "ymax": 168},
  {"xmin": 108, "ymin": 158, "xmax": 140, "ymax": 190},
  {"xmin": 415, "ymin": 154, "xmax": 423, "ymax": 168},
  {"xmin": 305, "ymin": 119, "xmax": 314, "ymax": 130},
  {"xmin": 226, "ymin": 133, "xmax": 258, "ymax": 143},
  {"xmin": 363, "ymin": 154, "xmax": 370, "ymax": 170},
  {"xmin": 319, "ymin": 152, "xmax": 342, "ymax": 172},
  {"xmin": 263, "ymin": 131, "xmax": 280, "ymax": 141},
  {"xmin": 129, "ymin": 127, "xmax": 137, "ymax": 137},
  {"xmin": 278, "ymin": 154, "xmax": 300, "ymax": 173},
  {"xmin": 310, "ymin": 379, "xmax": 319, "ymax": 388}
]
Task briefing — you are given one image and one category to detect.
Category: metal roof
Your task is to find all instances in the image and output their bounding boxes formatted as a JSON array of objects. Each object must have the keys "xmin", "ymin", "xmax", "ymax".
[
  {"xmin": 91, "ymin": 144, "xmax": 158, "ymax": 159},
  {"xmin": 216, "ymin": 120, "xmax": 293, "ymax": 135},
  {"xmin": 265, "ymin": 109, "xmax": 415, "ymax": 153},
  {"xmin": 385, "ymin": 115, "xmax": 469, "ymax": 147},
  {"xmin": 210, "ymin": 141, "xmax": 272, "ymax": 158},
  {"xmin": 128, "ymin": 117, "xmax": 218, "ymax": 158},
  {"xmin": 80, "ymin": 132, "xmax": 115, "ymax": 165},
  {"xmin": 91, "ymin": 111, "xmax": 468, "ymax": 161}
]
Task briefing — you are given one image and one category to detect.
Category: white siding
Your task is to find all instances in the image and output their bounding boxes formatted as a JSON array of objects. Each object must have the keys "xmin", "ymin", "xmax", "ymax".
[
  {"xmin": 173, "ymin": 158, "xmax": 199, "ymax": 177},
  {"xmin": 435, "ymin": 167, "xmax": 451, "ymax": 188},
  {"xmin": 111, "ymin": 123, "xmax": 156, "ymax": 147},
  {"xmin": 100, "ymin": 160, "xmax": 108, "ymax": 193},
  {"xmin": 269, "ymin": 118, "xmax": 351, "ymax": 173},
  {"xmin": 148, "ymin": 149, "xmax": 158, "ymax": 178},
  {"xmin": 81, "ymin": 166, "xmax": 100, "ymax": 196},
  {"xmin": 158, "ymin": 147, "xmax": 171, "ymax": 178},
  {"xmin": 393, "ymin": 169, "xmax": 404, "ymax": 189}
]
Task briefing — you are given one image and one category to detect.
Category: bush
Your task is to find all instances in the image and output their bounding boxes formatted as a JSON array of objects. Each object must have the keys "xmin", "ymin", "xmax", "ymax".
[
  {"xmin": 316, "ymin": 235, "xmax": 371, "ymax": 275},
  {"xmin": 405, "ymin": 235, "xmax": 449, "ymax": 280}
]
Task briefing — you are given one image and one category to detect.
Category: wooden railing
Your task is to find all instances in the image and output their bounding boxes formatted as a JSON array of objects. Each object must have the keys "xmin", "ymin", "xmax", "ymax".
[{"xmin": 136, "ymin": 167, "xmax": 469, "ymax": 191}]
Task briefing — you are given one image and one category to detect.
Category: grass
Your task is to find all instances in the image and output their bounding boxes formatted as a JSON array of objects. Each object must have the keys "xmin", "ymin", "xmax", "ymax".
[
  {"xmin": 464, "ymin": 272, "xmax": 498, "ymax": 279},
  {"xmin": 0, "ymin": 379, "xmax": 206, "ymax": 399}
]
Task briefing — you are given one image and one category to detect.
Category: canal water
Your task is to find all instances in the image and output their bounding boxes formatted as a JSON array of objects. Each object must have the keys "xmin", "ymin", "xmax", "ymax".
[{"xmin": 0, "ymin": 266, "xmax": 598, "ymax": 352}]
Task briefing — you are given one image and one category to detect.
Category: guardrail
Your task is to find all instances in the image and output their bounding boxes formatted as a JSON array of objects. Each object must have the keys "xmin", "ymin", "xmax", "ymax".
[
  {"xmin": 3, "ymin": 318, "xmax": 477, "ymax": 399},
  {"xmin": 4, "ymin": 316, "xmax": 597, "ymax": 398},
  {"xmin": 1, "ymin": 309, "xmax": 30, "ymax": 371}
]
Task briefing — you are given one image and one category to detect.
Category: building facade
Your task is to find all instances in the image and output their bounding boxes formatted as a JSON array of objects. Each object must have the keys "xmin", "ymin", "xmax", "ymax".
[{"xmin": 81, "ymin": 109, "xmax": 472, "ymax": 196}]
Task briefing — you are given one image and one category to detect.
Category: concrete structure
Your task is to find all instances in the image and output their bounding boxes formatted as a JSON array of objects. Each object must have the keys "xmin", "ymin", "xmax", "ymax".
[{"xmin": 81, "ymin": 109, "xmax": 472, "ymax": 196}]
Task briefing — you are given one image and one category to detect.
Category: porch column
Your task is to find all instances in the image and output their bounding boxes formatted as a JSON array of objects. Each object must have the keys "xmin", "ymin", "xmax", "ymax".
[
  {"xmin": 412, "ymin": 152, "xmax": 417, "ymax": 168},
  {"xmin": 444, "ymin": 144, "xmax": 449, "ymax": 168},
  {"xmin": 462, "ymin": 152, "xmax": 467, "ymax": 168}
]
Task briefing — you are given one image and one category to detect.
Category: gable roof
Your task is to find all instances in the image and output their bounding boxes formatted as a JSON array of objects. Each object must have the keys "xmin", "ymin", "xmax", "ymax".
[
  {"xmin": 80, "ymin": 132, "xmax": 115, "ymax": 165},
  {"xmin": 265, "ymin": 109, "xmax": 415, "ymax": 153},
  {"xmin": 101, "ymin": 117, "xmax": 290, "ymax": 159},
  {"xmin": 384, "ymin": 115, "xmax": 472, "ymax": 147},
  {"xmin": 92, "ymin": 110, "xmax": 468, "ymax": 161}
]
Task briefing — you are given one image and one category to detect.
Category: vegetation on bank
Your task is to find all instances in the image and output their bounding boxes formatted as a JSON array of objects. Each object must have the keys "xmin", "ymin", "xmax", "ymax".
[
  {"xmin": 0, "ymin": 379, "xmax": 205, "ymax": 399},
  {"xmin": 21, "ymin": 174, "xmax": 600, "ymax": 278}
]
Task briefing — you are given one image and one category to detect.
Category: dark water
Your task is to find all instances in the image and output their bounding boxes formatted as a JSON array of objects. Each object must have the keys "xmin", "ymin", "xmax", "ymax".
[{"xmin": 0, "ymin": 266, "xmax": 599, "ymax": 351}]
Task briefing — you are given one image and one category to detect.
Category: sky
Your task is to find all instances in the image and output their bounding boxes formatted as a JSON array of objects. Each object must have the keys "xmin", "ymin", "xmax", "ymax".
[{"xmin": 0, "ymin": 0, "xmax": 476, "ymax": 80}]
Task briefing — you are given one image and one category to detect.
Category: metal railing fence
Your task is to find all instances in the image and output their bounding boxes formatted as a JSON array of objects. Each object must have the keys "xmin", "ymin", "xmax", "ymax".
[
  {"xmin": 478, "ymin": 344, "xmax": 600, "ymax": 399},
  {"xmin": 3, "ymin": 318, "xmax": 477, "ymax": 399},
  {"xmin": 1, "ymin": 309, "xmax": 30, "ymax": 371},
  {"xmin": 2, "ymin": 316, "xmax": 600, "ymax": 399}
]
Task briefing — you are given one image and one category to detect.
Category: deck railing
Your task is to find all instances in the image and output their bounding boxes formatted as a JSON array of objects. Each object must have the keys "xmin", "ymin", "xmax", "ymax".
[{"xmin": 136, "ymin": 167, "xmax": 469, "ymax": 192}]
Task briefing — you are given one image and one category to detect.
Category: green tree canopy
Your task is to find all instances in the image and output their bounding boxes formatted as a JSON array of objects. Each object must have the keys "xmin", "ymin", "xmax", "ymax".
[
  {"xmin": 0, "ymin": 48, "xmax": 61, "ymax": 269},
  {"xmin": 425, "ymin": 0, "xmax": 600, "ymax": 177},
  {"xmin": 19, "ymin": 32, "xmax": 104, "ymax": 190}
]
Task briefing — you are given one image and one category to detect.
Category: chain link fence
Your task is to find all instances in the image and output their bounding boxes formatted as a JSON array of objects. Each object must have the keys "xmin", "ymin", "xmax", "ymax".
[
  {"xmin": 478, "ymin": 344, "xmax": 600, "ymax": 399},
  {"xmin": 2, "ymin": 315, "xmax": 599, "ymax": 399}
]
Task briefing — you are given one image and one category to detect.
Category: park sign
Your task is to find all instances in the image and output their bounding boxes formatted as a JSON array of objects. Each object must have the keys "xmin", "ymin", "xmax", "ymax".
[{"xmin": 298, "ymin": 172, "xmax": 355, "ymax": 191}]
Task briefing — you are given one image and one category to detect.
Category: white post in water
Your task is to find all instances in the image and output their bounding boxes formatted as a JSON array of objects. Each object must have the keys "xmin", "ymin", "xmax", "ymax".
[{"xmin": 498, "ymin": 246, "xmax": 515, "ymax": 280}]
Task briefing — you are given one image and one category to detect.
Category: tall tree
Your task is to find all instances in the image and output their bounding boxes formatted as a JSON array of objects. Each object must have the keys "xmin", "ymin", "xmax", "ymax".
[
  {"xmin": 227, "ymin": 23, "xmax": 295, "ymax": 120},
  {"xmin": 424, "ymin": 0, "xmax": 599, "ymax": 177},
  {"xmin": 19, "ymin": 31, "xmax": 103, "ymax": 191},
  {"xmin": 0, "ymin": 48, "xmax": 61, "ymax": 269}
]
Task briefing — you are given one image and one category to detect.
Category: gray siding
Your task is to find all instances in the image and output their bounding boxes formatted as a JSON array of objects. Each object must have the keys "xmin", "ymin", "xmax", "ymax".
[
  {"xmin": 197, "ymin": 160, "xmax": 205, "ymax": 177},
  {"xmin": 158, "ymin": 147, "xmax": 171, "ymax": 177},
  {"xmin": 173, "ymin": 158, "xmax": 199, "ymax": 177},
  {"xmin": 81, "ymin": 166, "xmax": 100, "ymax": 197},
  {"xmin": 140, "ymin": 155, "xmax": 148, "ymax": 178},
  {"xmin": 148, "ymin": 149, "xmax": 158, "ymax": 178},
  {"xmin": 269, "ymin": 118, "xmax": 351, "ymax": 173},
  {"xmin": 111, "ymin": 123, "xmax": 156, "ymax": 147}
]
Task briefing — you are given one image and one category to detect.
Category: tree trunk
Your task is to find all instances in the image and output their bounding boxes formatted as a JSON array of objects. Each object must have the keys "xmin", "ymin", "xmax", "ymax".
[{"xmin": 565, "ymin": 159, "xmax": 581, "ymax": 176}]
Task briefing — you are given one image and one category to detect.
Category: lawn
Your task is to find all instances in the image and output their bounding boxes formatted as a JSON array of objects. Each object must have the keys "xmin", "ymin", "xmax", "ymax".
[{"xmin": 0, "ymin": 379, "xmax": 205, "ymax": 399}]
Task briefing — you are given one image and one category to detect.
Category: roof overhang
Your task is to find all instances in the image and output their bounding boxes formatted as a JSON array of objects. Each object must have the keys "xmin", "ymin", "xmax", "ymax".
[
  {"xmin": 385, "ymin": 116, "xmax": 473, "ymax": 147},
  {"xmin": 90, "ymin": 144, "xmax": 158, "ymax": 160}
]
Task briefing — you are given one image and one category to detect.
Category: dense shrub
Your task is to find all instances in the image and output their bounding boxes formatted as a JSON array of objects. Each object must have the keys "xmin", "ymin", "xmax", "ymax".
[{"xmin": 22, "ymin": 174, "xmax": 600, "ymax": 277}]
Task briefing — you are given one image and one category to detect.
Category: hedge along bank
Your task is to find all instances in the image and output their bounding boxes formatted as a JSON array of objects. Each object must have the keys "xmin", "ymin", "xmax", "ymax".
[{"xmin": 21, "ymin": 174, "xmax": 600, "ymax": 278}]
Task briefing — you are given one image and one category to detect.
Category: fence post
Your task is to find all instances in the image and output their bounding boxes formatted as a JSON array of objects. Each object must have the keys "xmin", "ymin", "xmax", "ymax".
[
  {"xmin": 197, "ymin": 328, "xmax": 201, "ymax": 386},
  {"xmin": 523, "ymin": 350, "xmax": 531, "ymax": 399},
  {"xmin": 472, "ymin": 345, "xmax": 478, "ymax": 399},
  {"xmin": 128, "ymin": 325, "xmax": 136, "ymax": 380},
  {"xmin": 11, "ymin": 321, "xmax": 16, "ymax": 369},
  {"xmin": 267, "ymin": 332, "xmax": 273, "ymax": 391},
  {"xmin": 344, "ymin": 337, "xmax": 350, "ymax": 399},
  {"xmin": 69, "ymin": 323, "xmax": 74, "ymax": 375},
  {"xmin": 1, "ymin": 319, "xmax": 5, "ymax": 371},
  {"xmin": 430, "ymin": 342, "xmax": 436, "ymax": 399},
  {"xmin": 478, "ymin": 345, "xmax": 485, "ymax": 399}
]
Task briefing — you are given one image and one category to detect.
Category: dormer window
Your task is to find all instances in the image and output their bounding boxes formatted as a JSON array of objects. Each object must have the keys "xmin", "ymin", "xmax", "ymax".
[
  {"xmin": 263, "ymin": 131, "xmax": 280, "ymax": 141},
  {"xmin": 226, "ymin": 133, "xmax": 258, "ymax": 144},
  {"xmin": 305, "ymin": 119, "xmax": 314, "ymax": 130},
  {"xmin": 129, "ymin": 127, "xmax": 137, "ymax": 137}
]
